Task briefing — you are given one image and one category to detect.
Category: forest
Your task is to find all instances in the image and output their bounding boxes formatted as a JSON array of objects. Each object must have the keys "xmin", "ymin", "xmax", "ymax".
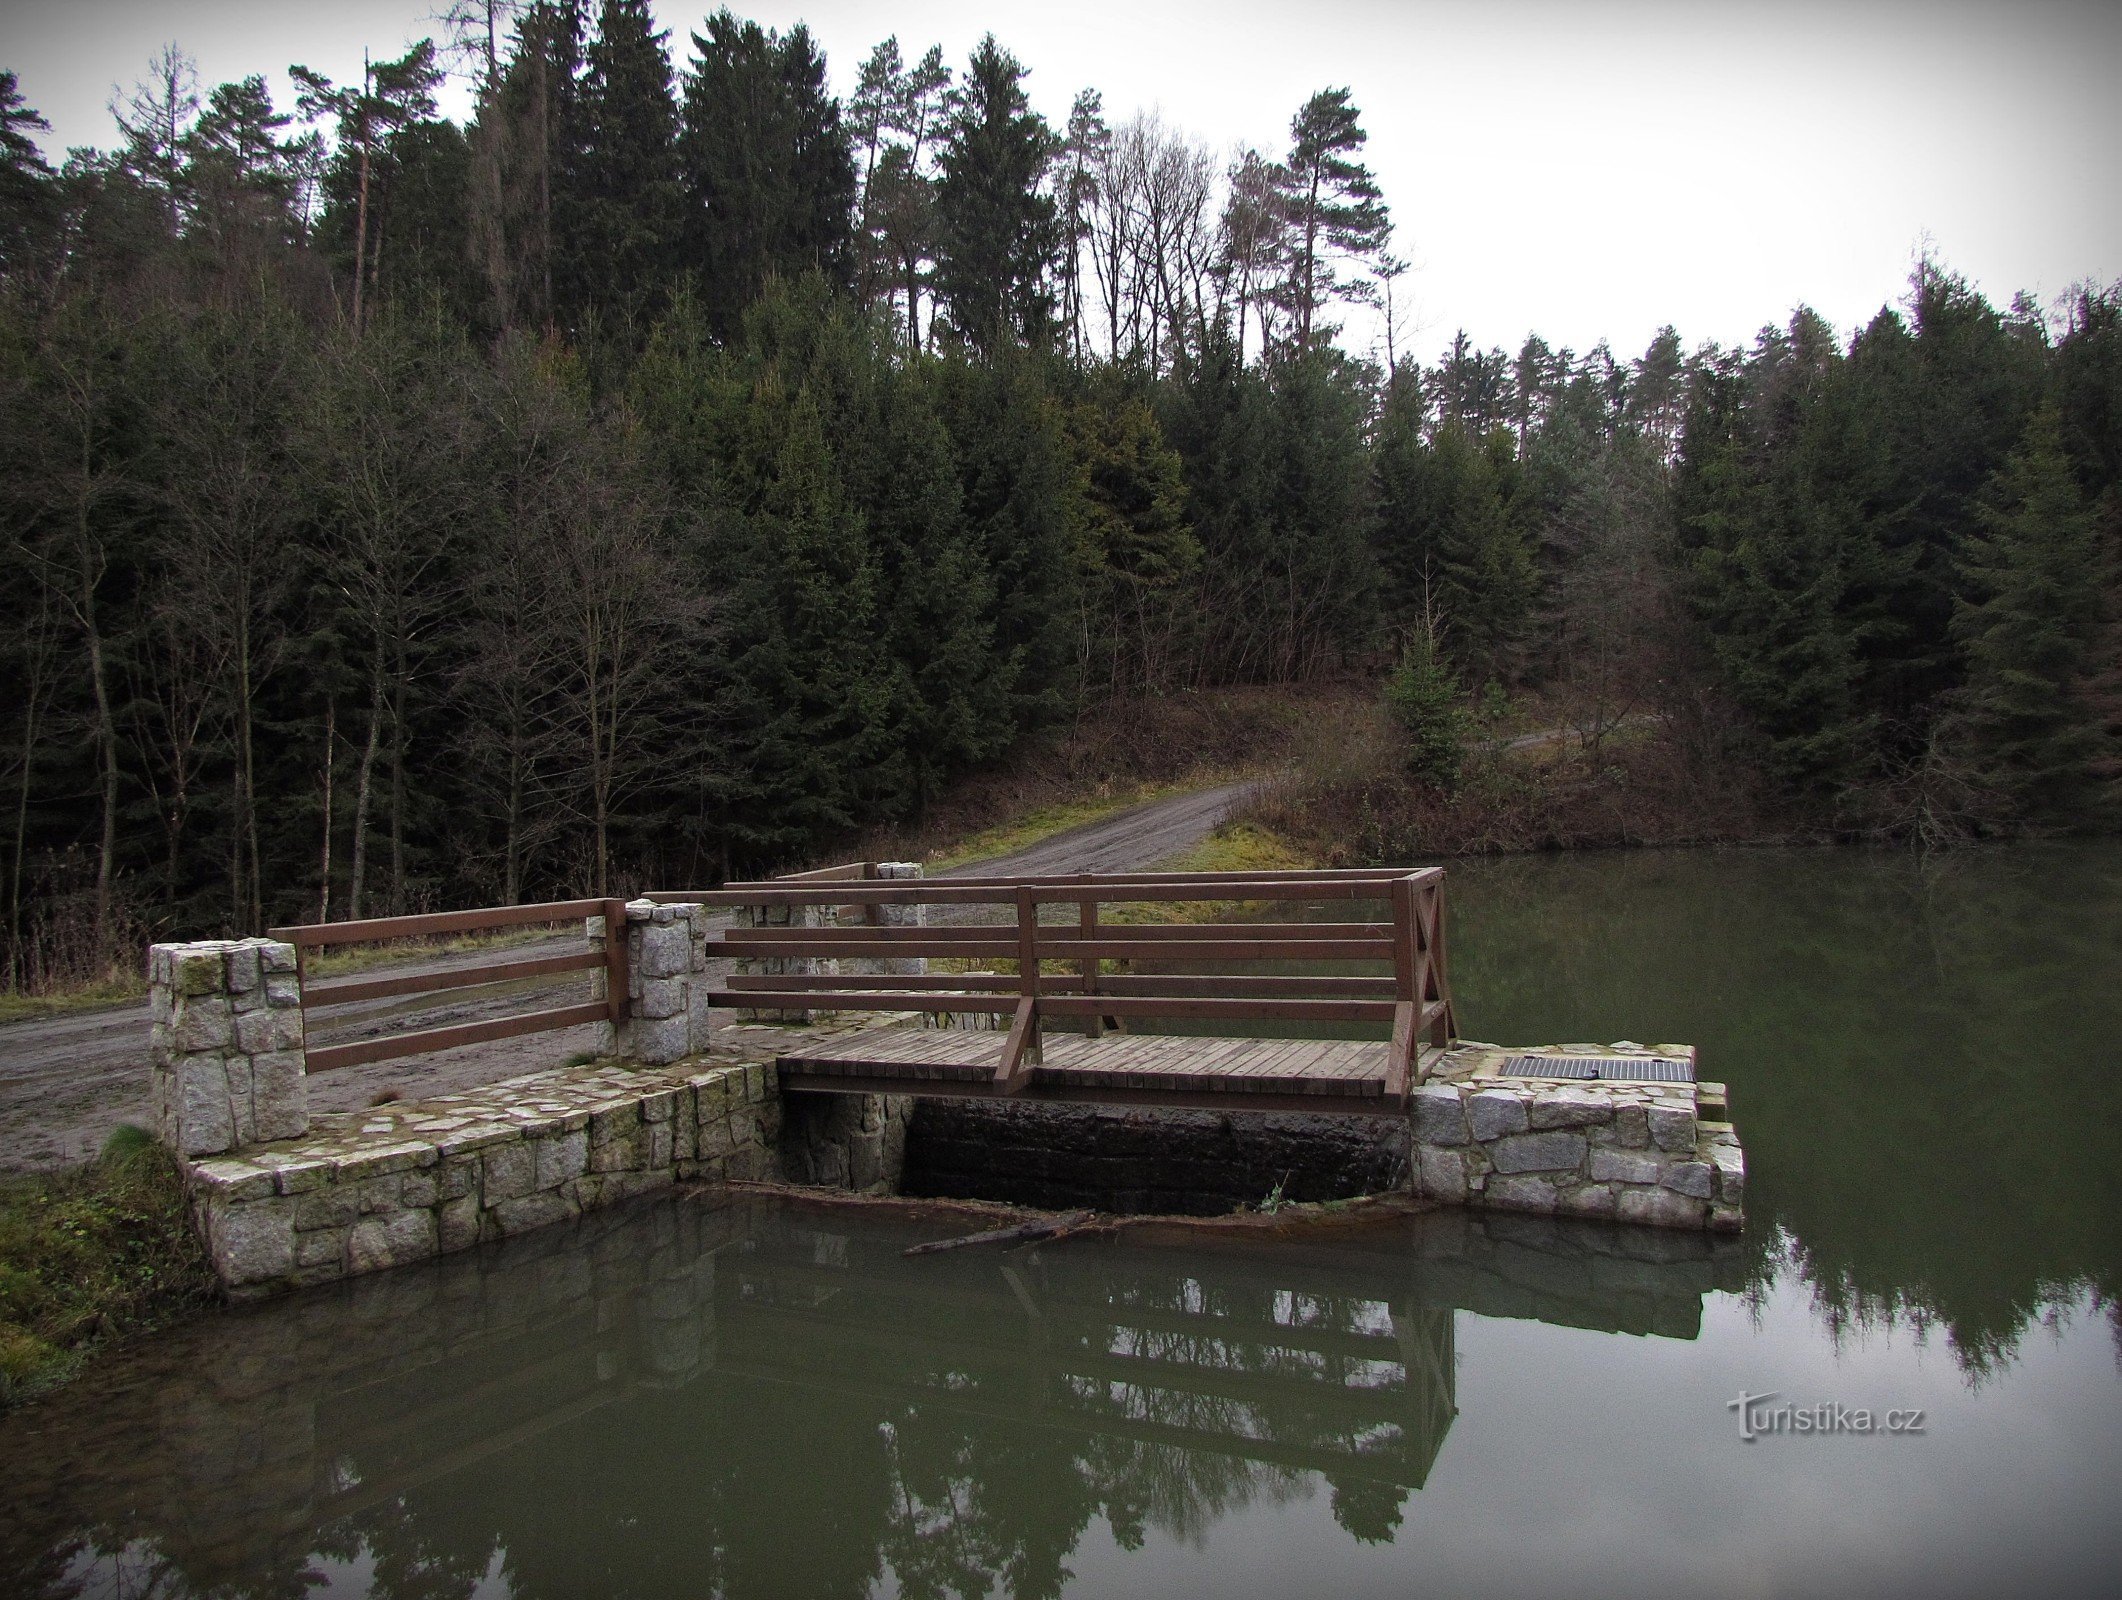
[{"xmin": 0, "ymin": 0, "xmax": 2116, "ymax": 990}]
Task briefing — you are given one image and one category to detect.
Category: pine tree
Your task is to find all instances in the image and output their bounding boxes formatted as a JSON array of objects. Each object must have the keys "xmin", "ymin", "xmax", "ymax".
[
  {"xmin": 934, "ymin": 36, "xmax": 1057, "ymax": 355},
  {"xmin": 1274, "ymin": 88, "xmax": 1389, "ymax": 353},
  {"xmin": 1950, "ymin": 407, "xmax": 2110, "ymax": 819},
  {"xmin": 0, "ymin": 72, "xmax": 56, "ymax": 276}
]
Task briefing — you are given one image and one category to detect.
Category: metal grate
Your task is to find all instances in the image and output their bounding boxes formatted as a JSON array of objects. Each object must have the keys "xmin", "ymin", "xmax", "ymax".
[{"xmin": 1501, "ymin": 1054, "xmax": 1694, "ymax": 1084}]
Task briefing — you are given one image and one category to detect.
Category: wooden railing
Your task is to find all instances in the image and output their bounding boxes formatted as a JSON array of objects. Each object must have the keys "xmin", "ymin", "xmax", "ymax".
[
  {"xmin": 269, "ymin": 899, "xmax": 628, "ymax": 1074},
  {"xmin": 659, "ymin": 867, "xmax": 1455, "ymax": 1102}
]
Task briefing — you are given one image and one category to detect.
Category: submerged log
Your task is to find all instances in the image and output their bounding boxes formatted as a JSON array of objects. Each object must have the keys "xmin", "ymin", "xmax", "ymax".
[{"xmin": 903, "ymin": 1209, "xmax": 1099, "ymax": 1256}]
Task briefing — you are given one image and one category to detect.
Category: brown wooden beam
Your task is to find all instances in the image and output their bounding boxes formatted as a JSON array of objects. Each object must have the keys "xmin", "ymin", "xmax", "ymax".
[
  {"xmin": 305, "ymin": 1000, "xmax": 609, "ymax": 1073},
  {"xmin": 302, "ymin": 949, "xmax": 605, "ymax": 1008}
]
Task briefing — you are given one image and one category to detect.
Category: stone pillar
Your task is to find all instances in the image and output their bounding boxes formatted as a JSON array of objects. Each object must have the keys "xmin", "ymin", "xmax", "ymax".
[
  {"xmin": 595, "ymin": 900, "xmax": 712, "ymax": 1065},
  {"xmin": 733, "ymin": 900, "xmax": 829, "ymax": 1024},
  {"xmin": 149, "ymin": 937, "xmax": 309, "ymax": 1158},
  {"xmin": 861, "ymin": 861, "xmax": 927, "ymax": 979}
]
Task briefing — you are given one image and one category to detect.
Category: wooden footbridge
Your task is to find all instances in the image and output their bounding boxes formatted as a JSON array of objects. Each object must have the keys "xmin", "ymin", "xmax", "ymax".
[{"xmin": 668, "ymin": 866, "xmax": 1456, "ymax": 1118}]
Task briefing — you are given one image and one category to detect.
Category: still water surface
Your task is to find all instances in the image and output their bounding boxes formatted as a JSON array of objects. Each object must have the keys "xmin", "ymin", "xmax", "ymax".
[{"xmin": 3, "ymin": 842, "xmax": 2118, "ymax": 1598}]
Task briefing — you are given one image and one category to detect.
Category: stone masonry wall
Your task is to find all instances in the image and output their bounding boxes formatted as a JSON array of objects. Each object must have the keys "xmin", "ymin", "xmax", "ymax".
[
  {"xmin": 779, "ymin": 1092, "xmax": 914, "ymax": 1194},
  {"xmin": 1409, "ymin": 1045, "xmax": 1743, "ymax": 1232},
  {"xmin": 149, "ymin": 938, "xmax": 309, "ymax": 1158},
  {"xmin": 186, "ymin": 1060, "xmax": 779, "ymax": 1297}
]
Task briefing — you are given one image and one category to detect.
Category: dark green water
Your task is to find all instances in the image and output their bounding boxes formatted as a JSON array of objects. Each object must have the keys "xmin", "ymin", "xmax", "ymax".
[{"xmin": 3, "ymin": 843, "xmax": 2118, "ymax": 1599}]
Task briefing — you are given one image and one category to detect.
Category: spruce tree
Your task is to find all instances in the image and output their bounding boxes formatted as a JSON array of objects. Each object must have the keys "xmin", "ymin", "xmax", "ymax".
[
  {"xmin": 1950, "ymin": 407, "xmax": 2110, "ymax": 820},
  {"xmin": 678, "ymin": 11, "xmax": 856, "ymax": 340},
  {"xmin": 576, "ymin": 0, "xmax": 680, "ymax": 315},
  {"xmin": 934, "ymin": 36, "xmax": 1057, "ymax": 355}
]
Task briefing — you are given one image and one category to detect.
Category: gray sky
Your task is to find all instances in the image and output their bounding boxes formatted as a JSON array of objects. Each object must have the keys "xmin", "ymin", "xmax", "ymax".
[{"xmin": 7, "ymin": 0, "xmax": 2119, "ymax": 365}]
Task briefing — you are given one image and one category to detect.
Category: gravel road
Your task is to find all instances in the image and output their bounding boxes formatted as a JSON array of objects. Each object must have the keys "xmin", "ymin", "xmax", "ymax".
[{"xmin": 0, "ymin": 781, "xmax": 1258, "ymax": 1173}]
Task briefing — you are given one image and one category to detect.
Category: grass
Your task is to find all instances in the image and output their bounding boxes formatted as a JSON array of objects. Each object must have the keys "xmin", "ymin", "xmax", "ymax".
[
  {"xmin": 0, "ymin": 972, "xmax": 148, "ymax": 1025},
  {"xmin": 0, "ymin": 1125, "xmax": 219, "ymax": 1410},
  {"xmin": 923, "ymin": 780, "xmax": 1199, "ymax": 872},
  {"xmin": 306, "ymin": 924, "xmax": 558, "ymax": 978}
]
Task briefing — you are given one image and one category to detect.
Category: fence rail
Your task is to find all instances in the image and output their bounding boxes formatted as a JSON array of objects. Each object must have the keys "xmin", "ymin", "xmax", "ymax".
[
  {"xmin": 268, "ymin": 898, "xmax": 628, "ymax": 1074},
  {"xmin": 699, "ymin": 866, "xmax": 1454, "ymax": 1104}
]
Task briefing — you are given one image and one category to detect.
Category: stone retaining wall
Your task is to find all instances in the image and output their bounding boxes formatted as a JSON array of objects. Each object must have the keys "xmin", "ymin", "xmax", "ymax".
[
  {"xmin": 1409, "ymin": 1045, "xmax": 1743, "ymax": 1232},
  {"xmin": 186, "ymin": 1060, "xmax": 780, "ymax": 1296}
]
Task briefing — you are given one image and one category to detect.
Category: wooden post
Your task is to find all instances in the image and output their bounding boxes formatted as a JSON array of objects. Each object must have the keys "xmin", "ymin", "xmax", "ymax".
[
  {"xmin": 603, "ymin": 897, "xmax": 630, "ymax": 1026},
  {"xmin": 1386, "ymin": 875, "xmax": 1417, "ymax": 1107},
  {"xmin": 995, "ymin": 886, "xmax": 1042, "ymax": 1091},
  {"xmin": 1078, "ymin": 874, "xmax": 1109, "ymax": 1038}
]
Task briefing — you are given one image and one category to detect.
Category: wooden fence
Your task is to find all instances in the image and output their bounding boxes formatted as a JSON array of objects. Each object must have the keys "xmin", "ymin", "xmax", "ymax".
[{"xmin": 268, "ymin": 899, "xmax": 628, "ymax": 1074}]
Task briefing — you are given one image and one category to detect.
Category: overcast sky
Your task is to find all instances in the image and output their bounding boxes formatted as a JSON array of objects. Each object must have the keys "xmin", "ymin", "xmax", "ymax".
[{"xmin": 8, "ymin": 0, "xmax": 2119, "ymax": 365}]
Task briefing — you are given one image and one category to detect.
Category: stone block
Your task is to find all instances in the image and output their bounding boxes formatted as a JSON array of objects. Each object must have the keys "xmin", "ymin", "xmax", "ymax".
[
  {"xmin": 1558, "ymin": 1183, "xmax": 1617, "ymax": 1220},
  {"xmin": 628, "ymin": 1013, "xmax": 690, "ymax": 1065},
  {"xmin": 1710, "ymin": 1145, "xmax": 1745, "ymax": 1206},
  {"xmin": 259, "ymin": 942, "xmax": 298, "ymax": 974},
  {"xmin": 210, "ymin": 1199, "xmax": 295, "ymax": 1287},
  {"xmin": 225, "ymin": 944, "xmax": 261, "ymax": 994},
  {"xmin": 1410, "ymin": 1084, "xmax": 1469, "ymax": 1146},
  {"xmin": 265, "ymin": 973, "xmax": 301, "ymax": 1006},
  {"xmin": 1484, "ymin": 1174, "xmax": 1559, "ymax": 1215},
  {"xmin": 234, "ymin": 1006, "xmax": 304, "ymax": 1056},
  {"xmin": 489, "ymin": 1190, "xmax": 577, "ymax": 1238},
  {"xmin": 267, "ymin": 1156, "xmax": 332, "ymax": 1195},
  {"xmin": 400, "ymin": 1173, "xmax": 438, "ymax": 1209},
  {"xmin": 638, "ymin": 922, "xmax": 693, "ymax": 980},
  {"xmin": 1709, "ymin": 1203, "xmax": 1744, "ymax": 1234},
  {"xmin": 1415, "ymin": 1145, "xmax": 1468, "ymax": 1203},
  {"xmin": 1528, "ymin": 1090, "xmax": 1612, "ymax": 1130},
  {"xmin": 639, "ymin": 1089, "xmax": 675, "ymax": 1123},
  {"xmin": 295, "ymin": 1229, "xmax": 345, "ymax": 1270},
  {"xmin": 348, "ymin": 1211, "xmax": 438, "ymax": 1274},
  {"xmin": 1617, "ymin": 1186, "xmax": 1704, "ymax": 1230},
  {"xmin": 1589, "ymin": 1148, "xmax": 1662, "ymax": 1185},
  {"xmin": 1647, "ymin": 1103, "xmax": 1697, "ymax": 1153},
  {"xmin": 192, "ymin": 1159, "xmax": 278, "ymax": 1202},
  {"xmin": 1487, "ymin": 1131, "xmax": 1587, "ymax": 1174},
  {"xmin": 171, "ymin": 1057, "xmax": 237, "ymax": 1157},
  {"xmin": 535, "ymin": 1129, "xmax": 589, "ymax": 1189},
  {"xmin": 1467, "ymin": 1089, "xmax": 1528, "ymax": 1142},
  {"xmin": 294, "ymin": 1186, "xmax": 362, "ymax": 1230},
  {"xmin": 437, "ymin": 1157, "xmax": 479, "ymax": 1202},
  {"xmin": 175, "ymin": 948, "xmax": 226, "ymax": 997},
  {"xmin": 250, "ymin": 1052, "xmax": 308, "ymax": 1141},
  {"xmin": 590, "ymin": 1130, "xmax": 642, "ymax": 1173},
  {"xmin": 1659, "ymin": 1161, "xmax": 1714, "ymax": 1199},
  {"xmin": 634, "ymin": 976, "xmax": 682, "ymax": 1021},
  {"xmin": 171, "ymin": 998, "xmax": 234, "ymax": 1055},
  {"xmin": 646, "ymin": 1122, "xmax": 674, "ymax": 1169},
  {"xmin": 438, "ymin": 1195, "xmax": 481, "ymax": 1253},
  {"xmin": 483, "ymin": 1140, "xmax": 536, "ymax": 1202}
]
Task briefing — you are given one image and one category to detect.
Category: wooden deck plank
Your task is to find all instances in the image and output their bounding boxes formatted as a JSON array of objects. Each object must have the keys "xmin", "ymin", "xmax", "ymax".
[{"xmin": 776, "ymin": 1024, "xmax": 1393, "ymax": 1102}]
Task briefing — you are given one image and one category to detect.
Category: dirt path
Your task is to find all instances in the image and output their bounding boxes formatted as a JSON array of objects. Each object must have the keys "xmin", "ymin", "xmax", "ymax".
[{"xmin": 0, "ymin": 781, "xmax": 1258, "ymax": 1174}]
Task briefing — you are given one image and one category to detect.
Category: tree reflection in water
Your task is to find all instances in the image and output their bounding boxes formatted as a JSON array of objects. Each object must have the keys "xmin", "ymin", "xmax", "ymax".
[{"xmin": 0, "ymin": 1194, "xmax": 1743, "ymax": 1600}]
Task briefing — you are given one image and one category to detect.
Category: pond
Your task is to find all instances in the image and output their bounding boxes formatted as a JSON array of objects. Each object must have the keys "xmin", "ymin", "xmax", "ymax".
[{"xmin": 2, "ymin": 842, "xmax": 2117, "ymax": 1598}]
